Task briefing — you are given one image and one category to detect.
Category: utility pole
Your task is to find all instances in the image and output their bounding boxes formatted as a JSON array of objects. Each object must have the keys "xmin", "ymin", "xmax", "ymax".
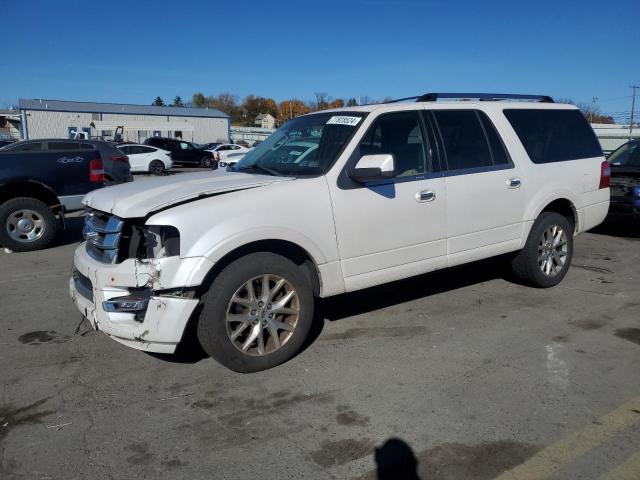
[
  {"xmin": 589, "ymin": 97, "xmax": 598, "ymax": 123},
  {"xmin": 630, "ymin": 85, "xmax": 638, "ymax": 140}
]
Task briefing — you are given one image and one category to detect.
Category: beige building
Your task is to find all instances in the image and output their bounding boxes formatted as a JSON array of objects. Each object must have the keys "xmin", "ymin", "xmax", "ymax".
[
  {"xmin": 0, "ymin": 109, "xmax": 21, "ymax": 140},
  {"xmin": 254, "ymin": 113, "xmax": 276, "ymax": 129},
  {"xmin": 19, "ymin": 99, "xmax": 230, "ymax": 144}
]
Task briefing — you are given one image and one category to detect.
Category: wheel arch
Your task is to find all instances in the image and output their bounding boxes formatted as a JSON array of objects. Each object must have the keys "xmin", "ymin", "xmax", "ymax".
[
  {"xmin": 538, "ymin": 198, "xmax": 578, "ymax": 232},
  {"xmin": 0, "ymin": 181, "xmax": 62, "ymax": 211},
  {"xmin": 197, "ymin": 239, "xmax": 322, "ymax": 298}
]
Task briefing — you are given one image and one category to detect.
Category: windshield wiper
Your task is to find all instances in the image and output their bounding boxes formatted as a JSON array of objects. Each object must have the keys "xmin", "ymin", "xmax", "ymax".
[{"xmin": 237, "ymin": 162, "xmax": 282, "ymax": 176}]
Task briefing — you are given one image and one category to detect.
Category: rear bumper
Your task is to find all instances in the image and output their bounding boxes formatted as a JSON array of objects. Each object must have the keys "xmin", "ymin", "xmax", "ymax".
[
  {"xmin": 69, "ymin": 243, "xmax": 200, "ymax": 353},
  {"xmin": 609, "ymin": 195, "xmax": 640, "ymax": 219}
]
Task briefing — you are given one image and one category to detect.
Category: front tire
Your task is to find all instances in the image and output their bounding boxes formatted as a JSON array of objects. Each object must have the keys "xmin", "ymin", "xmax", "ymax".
[
  {"xmin": 511, "ymin": 212, "xmax": 573, "ymax": 288},
  {"xmin": 0, "ymin": 197, "xmax": 57, "ymax": 252},
  {"xmin": 197, "ymin": 252, "xmax": 314, "ymax": 373},
  {"xmin": 200, "ymin": 156, "xmax": 212, "ymax": 168}
]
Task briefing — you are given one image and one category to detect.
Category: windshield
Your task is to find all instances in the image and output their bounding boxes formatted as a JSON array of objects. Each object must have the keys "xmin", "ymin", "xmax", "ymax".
[
  {"xmin": 191, "ymin": 142, "xmax": 204, "ymax": 149},
  {"xmin": 608, "ymin": 142, "xmax": 640, "ymax": 167},
  {"xmin": 232, "ymin": 111, "xmax": 366, "ymax": 176}
]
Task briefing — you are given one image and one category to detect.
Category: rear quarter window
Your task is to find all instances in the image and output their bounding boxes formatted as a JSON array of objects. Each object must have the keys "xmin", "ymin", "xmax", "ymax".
[
  {"xmin": 504, "ymin": 109, "xmax": 602, "ymax": 164},
  {"xmin": 48, "ymin": 142, "xmax": 81, "ymax": 151}
]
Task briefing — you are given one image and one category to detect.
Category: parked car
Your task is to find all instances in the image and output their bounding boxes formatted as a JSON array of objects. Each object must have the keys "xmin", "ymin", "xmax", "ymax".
[
  {"xmin": 117, "ymin": 144, "xmax": 173, "ymax": 175},
  {"xmin": 607, "ymin": 139, "xmax": 640, "ymax": 219},
  {"xmin": 206, "ymin": 143, "xmax": 250, "ymax": 162},
  {"xmin": 219, "ymin": 152, "xmax": 246, "ymax": 168},
  {"xmin": 202, "ymin": 142, "xmax": 222, "ymax": 150},
  {"xmin": 70, "ymin": 93, "xmax": 609, "ymax": 372},
  {"xmin": 144, "ymin": 137, "xmax": 215, "ymax": 168},
  {"xmin": 1, "ymin": 139, "xmax": 131, "ymax": 185},
  {"xmin": 0, "ymin": 139, "xmax": 129, "ymax": 251}
]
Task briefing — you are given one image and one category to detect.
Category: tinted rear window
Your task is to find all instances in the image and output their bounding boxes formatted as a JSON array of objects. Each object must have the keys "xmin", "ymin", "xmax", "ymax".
[
  {"xmin": 48, "ymin": 142, "xmax": 80, "ymax": 151},
  {"xmin": 504, "ymin": 109, "xmax": 602, "ymax": 164}
]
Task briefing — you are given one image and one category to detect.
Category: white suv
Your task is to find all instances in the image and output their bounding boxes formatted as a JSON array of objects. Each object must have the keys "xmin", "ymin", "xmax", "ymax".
[{"xmin": 70, "ymin": 93, "xmax": 610, "ymax": 372}]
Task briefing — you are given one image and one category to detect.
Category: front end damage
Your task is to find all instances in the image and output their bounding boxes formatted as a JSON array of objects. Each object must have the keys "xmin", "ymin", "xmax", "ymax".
[{"xmin": 69, "ymin": 209, "xmax": 212, "ymax": 353}]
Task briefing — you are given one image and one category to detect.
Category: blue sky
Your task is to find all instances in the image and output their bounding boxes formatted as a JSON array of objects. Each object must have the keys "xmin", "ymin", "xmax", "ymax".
[{"xmin": 2, "ymin": 0, "xmax": 639, "ymax": 121}]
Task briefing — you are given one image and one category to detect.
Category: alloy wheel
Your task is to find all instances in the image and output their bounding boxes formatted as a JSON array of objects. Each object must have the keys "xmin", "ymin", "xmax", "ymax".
[
  {"xmin": 225, "ymin": 274, "xmax": 299, "ymax": 356},
  {"xmin": 538, "ymin": 225, "xmax": 568, "ymax": 277}
]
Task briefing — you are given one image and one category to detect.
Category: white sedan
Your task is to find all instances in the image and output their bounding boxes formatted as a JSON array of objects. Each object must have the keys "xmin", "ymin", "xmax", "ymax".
[
  {"xmin": 117, "ymin": 144, "xmax": 173, "ymax": 175},
  {"xmin": 206, "ymin": 144, "xmax": 251, "ymax": 161}
]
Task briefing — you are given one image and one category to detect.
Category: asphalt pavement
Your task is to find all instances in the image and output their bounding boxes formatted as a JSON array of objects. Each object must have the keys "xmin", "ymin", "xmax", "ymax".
[{"xmin": 1, "ymin": 213, "xmax": 639, "ymax": 480}]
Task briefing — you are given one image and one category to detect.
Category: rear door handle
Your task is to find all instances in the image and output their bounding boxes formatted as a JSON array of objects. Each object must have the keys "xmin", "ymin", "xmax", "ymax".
[
  {"xmin": 416, "ymin": 190, "xmax": 436, "ymax": 202},
  {"xmin": 508, "ymin": 178, "xmax": 522, "ymax": 188}
]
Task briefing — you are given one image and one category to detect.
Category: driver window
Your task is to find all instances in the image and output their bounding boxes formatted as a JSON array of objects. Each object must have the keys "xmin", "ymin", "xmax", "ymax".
[{"xmin": 358, "ymin": 111, "xmax": 428, "ymax": 177}]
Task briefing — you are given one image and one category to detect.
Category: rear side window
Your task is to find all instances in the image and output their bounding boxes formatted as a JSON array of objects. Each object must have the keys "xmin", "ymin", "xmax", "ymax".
[
  {"xmin": 48, "ymin": 142, "xmax": 80, "ymax": 151},
  {"xmin": 6, "ymin": 142, "xmax": 44, "ymax": 152},
  {"xmin": 504, "ymin": 109, "xmax": 602, "ymax": 163},
  {"xmin": 433, "ymin": 110, "xmax": 509, "ymax": 171}
]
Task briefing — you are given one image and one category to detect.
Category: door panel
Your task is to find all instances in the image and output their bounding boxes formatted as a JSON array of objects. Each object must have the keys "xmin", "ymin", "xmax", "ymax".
[
  {"xmin": 429, "ymin": 109, "xmax": 525, "ymax": 259},
  {"xmin": 445, "ymin": 169, "xmax": 524, "ymax": 255},
  {"xmin": 331, "ymin": 178, "xmax": 447, "ymax": 288},
  {"xmin": 328, "ymin": 110, "xmax": 448, "ymax": 291}
]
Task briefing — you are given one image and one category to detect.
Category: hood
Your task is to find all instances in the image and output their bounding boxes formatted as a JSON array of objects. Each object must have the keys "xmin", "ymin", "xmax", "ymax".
[{"xmin": 83, "ymin": 170, "xmax": 294, "ymax": 218}]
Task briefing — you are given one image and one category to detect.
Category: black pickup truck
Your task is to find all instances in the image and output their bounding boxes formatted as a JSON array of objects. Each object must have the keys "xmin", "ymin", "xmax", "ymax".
[{"xmin": 0, "ymin": 139, "xmax": 131, "ymax": 251}]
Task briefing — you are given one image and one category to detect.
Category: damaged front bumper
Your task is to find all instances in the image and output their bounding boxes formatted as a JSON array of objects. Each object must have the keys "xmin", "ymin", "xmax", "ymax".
[{"xmin": 69, "ymin": 242, "xmax": 208, "ymax": 354}]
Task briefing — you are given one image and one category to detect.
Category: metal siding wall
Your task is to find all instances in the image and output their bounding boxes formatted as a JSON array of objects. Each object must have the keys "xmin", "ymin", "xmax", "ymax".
[
  {"xmin": 24, "ymin": 110, "xmax": 94, "ymax": 139},
  {"xmin": 22, "ymin": 110, "xmax": 229, "ymax": 143}
]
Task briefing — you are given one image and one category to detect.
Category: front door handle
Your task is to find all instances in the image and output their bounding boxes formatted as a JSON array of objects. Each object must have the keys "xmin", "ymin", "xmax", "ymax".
[
  {"xmin": 416, "ymin": 190, "xmax": 436, "ymax": 202},
  {"xmin": 508, "ymin": 178, "xmax": 522, "ymax": 189}
]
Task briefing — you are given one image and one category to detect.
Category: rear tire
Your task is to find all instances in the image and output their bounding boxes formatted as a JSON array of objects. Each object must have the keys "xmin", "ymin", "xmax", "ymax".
[
  {"xmin": 0, "ymin": 197, "xmax": 57, "ymax": 252},
  {"xmin": 200, "ymin": 156, "xmax": 212, "ymax": 168},
  {"xmin": 511, "ymin": 212, "xmax": 573, "ymax": 288},
  {"xmin": 197, "ymin": 252, "xmax": 314, "ymax": 373},
  {"xmin": 149, "ymin": 160, "xmax": 165, "ymax": 175}
]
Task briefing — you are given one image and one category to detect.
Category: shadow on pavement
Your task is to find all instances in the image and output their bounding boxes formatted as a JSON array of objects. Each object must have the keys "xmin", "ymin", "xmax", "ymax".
[
  {"xmin": 374, "ymin": 438, "xmax": 421, "ymax": 480},
  {"xmin": 318, "ymin": 256, "xmax": 509, "ymax": 322},
  {"xmin": 589, "ymin": 217, "xmax": 640, "ymax": 239}
]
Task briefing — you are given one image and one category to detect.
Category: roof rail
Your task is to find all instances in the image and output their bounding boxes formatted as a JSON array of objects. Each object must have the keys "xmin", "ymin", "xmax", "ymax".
[{"xmin": 416, "ymin": 92, "xmax": 554, "ymax": 103}]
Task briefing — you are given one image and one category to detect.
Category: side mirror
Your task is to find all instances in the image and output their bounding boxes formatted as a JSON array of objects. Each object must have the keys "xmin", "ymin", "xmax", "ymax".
[{"xmin": 349, "ymin": 154, "xmax": 396, "ymax": 183}]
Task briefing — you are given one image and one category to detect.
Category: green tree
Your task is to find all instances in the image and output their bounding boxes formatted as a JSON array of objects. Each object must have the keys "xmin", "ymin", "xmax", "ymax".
[
  {"xmin": 172, "ymin": 96, "xmax": 185, "ymax": 107},
  {"xmin": 192, "ymin": 92, "xmax": 206, "ymax": 108},
  {"xmin": 346, "ymin": 98, "xmax": 358, "ymax": 107},
  {"xmin": 152, "ymin": 96, "xmax": 165, "ymax": 106}
]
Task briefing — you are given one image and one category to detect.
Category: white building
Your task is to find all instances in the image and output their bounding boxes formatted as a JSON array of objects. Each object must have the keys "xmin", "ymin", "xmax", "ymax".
[
  {"xmin": 591, "ymin": 123, "xmax": 640, "ymax": 154},
  {"xmin": 255, "ymin": 113, "xmax": 276, "ymax": 129},
  {"xmin": 18, "ymin": 99, "xmax": 230, "ymax": 144}
]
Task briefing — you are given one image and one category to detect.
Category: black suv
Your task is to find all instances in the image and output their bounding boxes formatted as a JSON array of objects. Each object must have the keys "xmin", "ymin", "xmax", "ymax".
[
  {"xmin": 144, "ymin": 137, "xmax": 216, "ymax": 168},
  {"xmin": 1, "ymin": 139, "xmax": 131, "ymax": 184}
]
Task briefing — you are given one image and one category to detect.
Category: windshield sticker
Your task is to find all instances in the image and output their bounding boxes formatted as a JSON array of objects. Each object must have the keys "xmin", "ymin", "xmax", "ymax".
[{"xmin": 326, "ymin": 116, "xmax": 362, "ymax": 127}]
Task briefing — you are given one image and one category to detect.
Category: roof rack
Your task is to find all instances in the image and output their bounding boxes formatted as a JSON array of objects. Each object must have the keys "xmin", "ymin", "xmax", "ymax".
[
  {"xmin": 384, "ymin": 93, "xmax": 554, "ymax": 103},
  {"xmin": 419, "ymin": 92, "xmax": 554, "ymax": 103}
]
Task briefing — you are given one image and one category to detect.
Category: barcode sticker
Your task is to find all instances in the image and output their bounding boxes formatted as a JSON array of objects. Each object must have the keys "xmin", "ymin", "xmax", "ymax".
[{"xmin": 326, "ymin": 116, "xmax": 362, "ymax": 126}]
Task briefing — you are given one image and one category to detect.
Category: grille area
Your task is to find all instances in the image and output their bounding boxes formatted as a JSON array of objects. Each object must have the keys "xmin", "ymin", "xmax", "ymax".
[{"xmin": 83, "ymin": 210, "xmax": 124, "ymax": 264}]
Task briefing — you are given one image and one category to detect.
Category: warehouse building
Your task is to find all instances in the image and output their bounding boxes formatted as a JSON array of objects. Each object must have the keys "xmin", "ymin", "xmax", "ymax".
[{"xmin": 18, "ymin": 99, "xmax": 230, "ymax": 144}]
